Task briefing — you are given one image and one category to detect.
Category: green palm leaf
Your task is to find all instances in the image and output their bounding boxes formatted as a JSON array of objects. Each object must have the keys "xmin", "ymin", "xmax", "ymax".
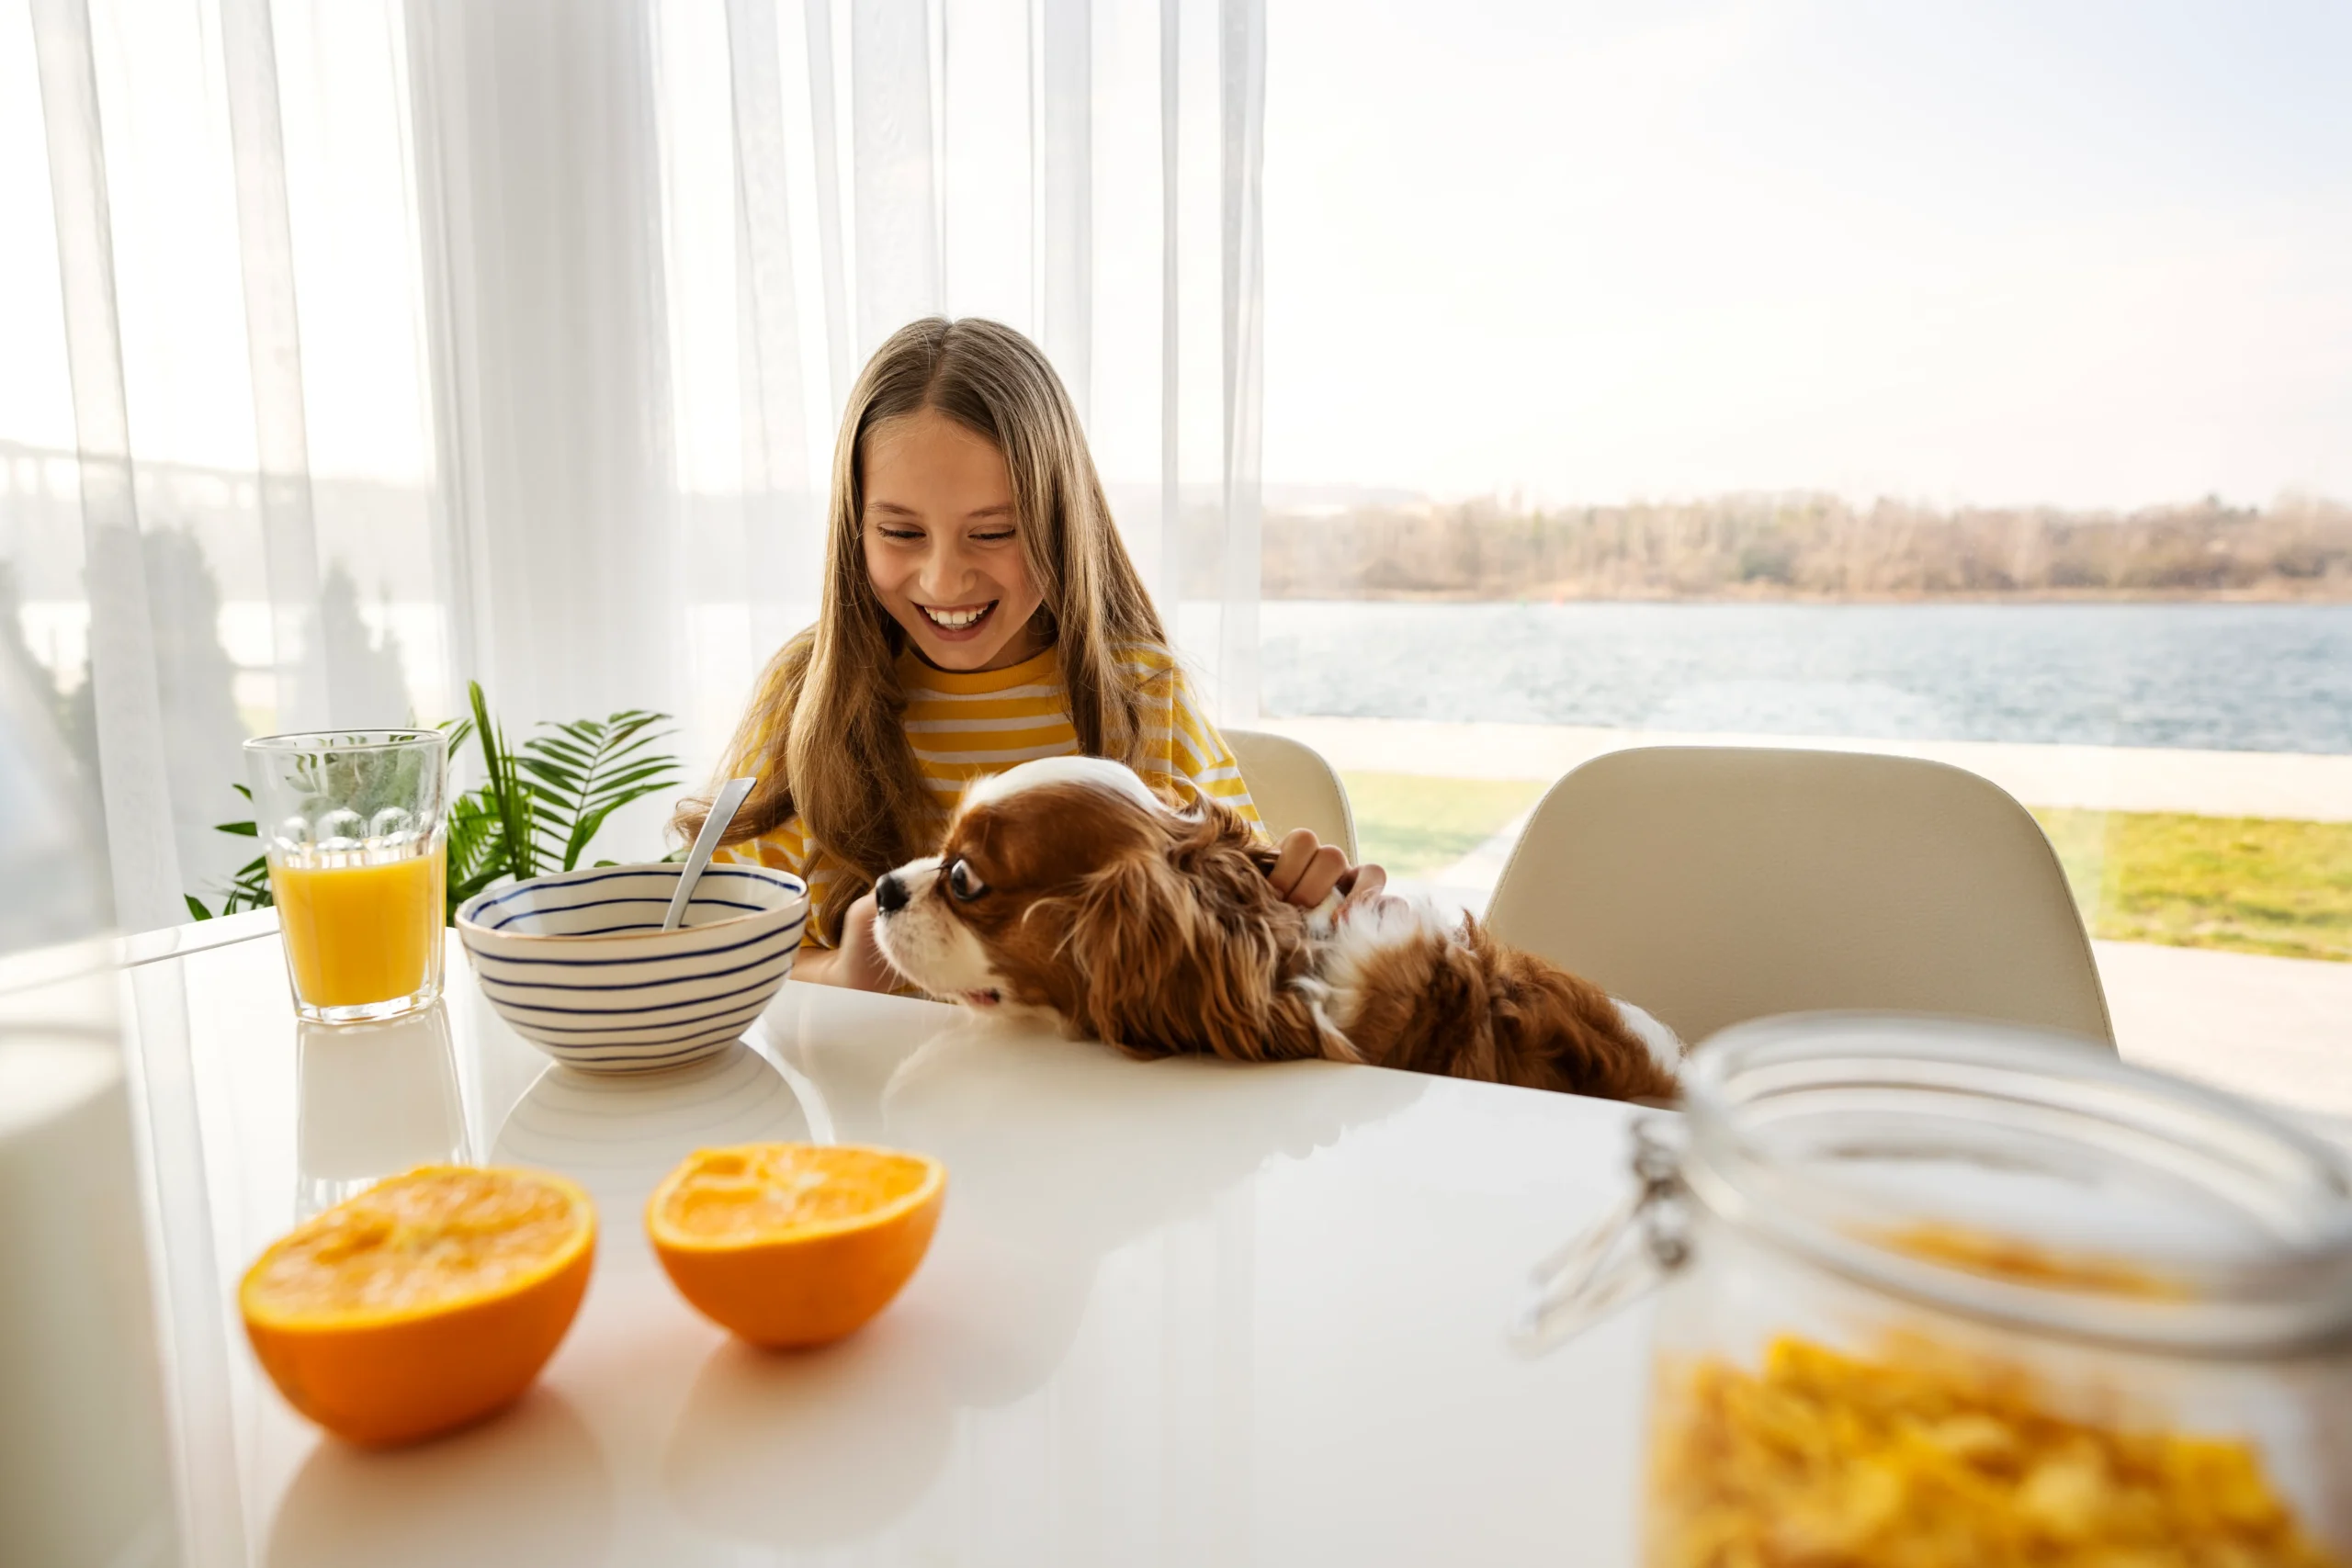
[
  {"xmin": 441, "ymin": 787, "xmax": 512, "ymax": 921},
  {"xmin": 519, "ymin": 706, "xmax": 682, "ymax": 871},
  {"xmin": 469, "ymin": 680, "xmax": 542, "ymax": 885}
]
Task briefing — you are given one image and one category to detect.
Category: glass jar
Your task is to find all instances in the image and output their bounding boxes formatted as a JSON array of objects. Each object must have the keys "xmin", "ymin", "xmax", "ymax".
[{"xmin": 1519, "ymin": 1014, "xmax": 2352, "ymax": 1567}]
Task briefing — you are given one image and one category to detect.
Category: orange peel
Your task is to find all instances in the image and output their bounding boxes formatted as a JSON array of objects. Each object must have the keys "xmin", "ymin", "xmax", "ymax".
[
  {"xmin": 240, "ymin": 1166, "xmax": 594, "ymax": 1446},
  {"xmin": 648, "ymin": 1143, "xmax": 944, "ymax": 1348}
]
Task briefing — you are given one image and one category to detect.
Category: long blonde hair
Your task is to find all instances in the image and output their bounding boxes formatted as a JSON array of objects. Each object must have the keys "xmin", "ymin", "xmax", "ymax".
[{"xmin": 679, "ymin": 316, "xmax": 1170, "ymax": 939}]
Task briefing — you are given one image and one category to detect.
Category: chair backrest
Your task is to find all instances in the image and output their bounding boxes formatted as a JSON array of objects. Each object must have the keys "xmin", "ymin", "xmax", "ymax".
[
  {"xmin": 1483, "ymin": 747, "xmax": 2113, "ymax": 1046},
  {"xmin": 1222, "ymin": 728, "xmax": 1359, "ymax": 861}
]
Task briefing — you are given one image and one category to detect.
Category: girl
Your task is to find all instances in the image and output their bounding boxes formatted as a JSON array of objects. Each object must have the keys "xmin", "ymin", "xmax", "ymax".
[{"xmin": 684, "ymin": 317, "xmax": 1376, "ymax": 992}]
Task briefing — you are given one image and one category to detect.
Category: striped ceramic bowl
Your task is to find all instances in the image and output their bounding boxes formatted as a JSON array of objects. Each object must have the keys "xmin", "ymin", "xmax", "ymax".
[{"xmin": 456, "ymin": 863, "xmax": 808, "ymax": 1072}]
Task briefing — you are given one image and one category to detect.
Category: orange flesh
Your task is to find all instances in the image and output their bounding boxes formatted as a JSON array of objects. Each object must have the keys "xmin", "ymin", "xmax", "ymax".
[
  {"xmin": 244, "ymin": 1168, "xmax": 588, "ymax": 1321},
  {"xmin": 654, "ymin": 1145, "xmax": 935, "ymax": 1243}
]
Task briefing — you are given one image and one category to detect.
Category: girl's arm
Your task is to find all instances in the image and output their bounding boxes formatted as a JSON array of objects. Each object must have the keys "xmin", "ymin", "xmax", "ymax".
[
  {"xmin": 792, "ymin": 892, "xmax": 906, "ymax": 992},
  {"xmin": 792, "ymin": 945, "xmax": 848, "ymax": 985}
]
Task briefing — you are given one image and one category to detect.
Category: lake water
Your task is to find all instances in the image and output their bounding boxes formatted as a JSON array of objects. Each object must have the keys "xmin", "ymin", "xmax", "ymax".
[{"xmin": 1259, "ymin": 602, "xmax": 2352, "ymax": 755}]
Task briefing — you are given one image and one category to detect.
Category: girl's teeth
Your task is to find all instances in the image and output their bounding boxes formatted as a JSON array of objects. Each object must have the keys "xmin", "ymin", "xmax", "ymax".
[{"xmin": 924, "ymin": 604, "xmax": 989, "ymax": 629}]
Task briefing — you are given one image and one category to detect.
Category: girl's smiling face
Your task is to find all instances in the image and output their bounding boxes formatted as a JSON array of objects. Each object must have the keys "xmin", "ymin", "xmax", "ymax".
[{"xmin": 861, "ymin": 407, "xmax": 1048, "ymax": 672}]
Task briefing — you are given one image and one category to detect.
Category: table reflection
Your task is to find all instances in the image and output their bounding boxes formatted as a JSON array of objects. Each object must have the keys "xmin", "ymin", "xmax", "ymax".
[
  {"xmin": 492, "ymin": 1043, "xmax": 810, "ymax": 1266},
  {"xmin": 266, "ymin": 1390, "xmax": 609, "ymax": 1568},
  {"xmin": 297, "ymin": 1002, "xmax": 467, "ymax": 1217},
  {"xmin": 820, "ymin": 1014, "xmax": 1429, "ymax": 1409},
  {"xmin": 664, "ymin": 1325, "xmax": 955, "ymax": 1549}
]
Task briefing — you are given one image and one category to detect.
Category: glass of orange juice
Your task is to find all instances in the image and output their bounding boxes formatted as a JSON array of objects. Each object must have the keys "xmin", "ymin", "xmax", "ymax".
[{"xmin": 245, "ymin": 729, "xmax": 449, "ymax": 1023}]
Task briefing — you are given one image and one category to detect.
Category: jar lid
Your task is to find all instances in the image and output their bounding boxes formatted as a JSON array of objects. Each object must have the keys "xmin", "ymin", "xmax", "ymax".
[{"xmin": 1681, "ymin": 1014, "xmax": 2352, "ymax": 1357}]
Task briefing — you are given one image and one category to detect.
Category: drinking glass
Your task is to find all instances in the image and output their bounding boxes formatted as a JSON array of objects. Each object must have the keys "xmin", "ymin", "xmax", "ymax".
[{"xmin": 245, "ymin": 729, "xmax": 448, "ymax": 1023}]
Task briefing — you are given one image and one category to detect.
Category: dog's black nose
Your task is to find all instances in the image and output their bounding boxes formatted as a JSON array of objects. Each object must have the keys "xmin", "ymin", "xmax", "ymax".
[{"xmin": 874, "ymin": 873, "xmax": 909, "ymax": 914}]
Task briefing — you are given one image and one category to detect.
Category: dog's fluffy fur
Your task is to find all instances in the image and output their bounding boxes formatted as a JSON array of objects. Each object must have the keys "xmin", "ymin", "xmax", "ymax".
[{"xmin": 872, "ymin": 757, "xmax": 1682, "ymax": 1101}]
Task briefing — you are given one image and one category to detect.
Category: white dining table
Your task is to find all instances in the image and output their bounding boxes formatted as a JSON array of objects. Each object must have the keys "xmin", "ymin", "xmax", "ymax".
[{"xmin": 116, "ymin": 912, "xmax": 1659, "ymax": 1568}]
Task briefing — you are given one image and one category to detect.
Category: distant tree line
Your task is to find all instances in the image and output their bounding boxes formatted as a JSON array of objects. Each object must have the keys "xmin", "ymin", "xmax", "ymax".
[{"xmin": 1260, "ymin": 493, "xmax": 2352, "ymax": 601}]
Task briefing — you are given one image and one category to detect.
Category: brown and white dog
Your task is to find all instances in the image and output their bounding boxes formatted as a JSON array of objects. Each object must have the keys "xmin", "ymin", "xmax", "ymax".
[{"xmin": 870, "ymin": 756, "xmax": 1683, "ymax": 1101}]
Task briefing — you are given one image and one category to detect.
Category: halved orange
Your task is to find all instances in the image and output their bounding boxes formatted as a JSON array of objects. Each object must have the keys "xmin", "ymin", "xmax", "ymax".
[
  {"xmin": 240, "ymin": 1166, "xmax": 595, "ymax": 1446},
  {"xmin": 648, "ymin": 1143, "xmax": 944, "ymax": 1348}
]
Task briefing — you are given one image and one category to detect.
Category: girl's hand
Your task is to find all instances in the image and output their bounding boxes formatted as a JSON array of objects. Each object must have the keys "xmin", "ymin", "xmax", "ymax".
[
  {"xmin": 1266, "ymin": 829, "xmax": 1388, "ymax": 912},
  {"xmin": 797, "ymin": 891, "xmax": 906, "ymax": 993}
]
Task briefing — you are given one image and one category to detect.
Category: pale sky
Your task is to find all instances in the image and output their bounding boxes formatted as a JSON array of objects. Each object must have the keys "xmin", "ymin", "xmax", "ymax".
[
  {"xmin": 7, "ymin": 1, "xmax": 2346, "ymax": 516},
  {"xmin": 1262, "ymin": 0, "xmax": 2352, "ymax": 510}
]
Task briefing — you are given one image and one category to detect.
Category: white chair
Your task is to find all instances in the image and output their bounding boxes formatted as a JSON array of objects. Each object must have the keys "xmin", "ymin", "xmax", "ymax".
[
  {"xmin": 1483, "ymin": 747, "xmax": 2113, "ymax": 1047},
  {"xmin": 1222, "ymin": 728, "xmax": 1359, "ymax": 861}
]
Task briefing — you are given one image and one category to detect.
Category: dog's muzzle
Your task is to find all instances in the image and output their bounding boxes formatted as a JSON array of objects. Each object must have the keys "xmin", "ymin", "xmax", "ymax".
[{"xmin": 874, "ymin": 871, "xmax": 910, "ymax": 913}]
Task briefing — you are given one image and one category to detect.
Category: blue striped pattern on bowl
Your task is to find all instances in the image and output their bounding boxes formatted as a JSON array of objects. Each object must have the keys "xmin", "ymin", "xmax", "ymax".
[{"xmin": 456, "ymin": 863, "xmax": 808, "ymax": 1072}]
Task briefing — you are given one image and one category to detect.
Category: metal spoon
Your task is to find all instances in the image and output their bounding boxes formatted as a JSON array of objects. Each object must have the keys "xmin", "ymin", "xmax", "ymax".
[{"xmin": 662, "ymin": 776, "xmax": 757, "ymax": 932}]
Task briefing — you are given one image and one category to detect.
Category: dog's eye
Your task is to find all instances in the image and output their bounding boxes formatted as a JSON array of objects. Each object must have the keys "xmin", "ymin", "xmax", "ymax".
[{"xmin": 945, "ymin": 859, "xmax": 985, "ymax": 902}]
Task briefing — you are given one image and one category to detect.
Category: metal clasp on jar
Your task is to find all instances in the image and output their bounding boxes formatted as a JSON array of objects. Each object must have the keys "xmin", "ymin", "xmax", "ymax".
[{"xmin": 1511, "ymin": 1115, "xmax": 1691, "ymax": 1354}]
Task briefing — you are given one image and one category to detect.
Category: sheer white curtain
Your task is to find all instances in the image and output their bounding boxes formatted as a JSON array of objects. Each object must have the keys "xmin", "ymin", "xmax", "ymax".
[{"xmin": 4, "ymin": 0, "xmax": 1267, "ymax": 934}]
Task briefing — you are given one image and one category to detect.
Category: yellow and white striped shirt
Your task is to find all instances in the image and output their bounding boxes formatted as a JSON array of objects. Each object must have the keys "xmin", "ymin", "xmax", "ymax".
[{"xmin": 716, "ymin": 643, "xmax": 1258, "ymax": 946}]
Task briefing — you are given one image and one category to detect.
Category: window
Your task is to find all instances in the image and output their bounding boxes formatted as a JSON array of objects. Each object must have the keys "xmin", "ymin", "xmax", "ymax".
[{"xmin": 1260, "ymin": 1, "xmax": 2352, "ymax": 1110}]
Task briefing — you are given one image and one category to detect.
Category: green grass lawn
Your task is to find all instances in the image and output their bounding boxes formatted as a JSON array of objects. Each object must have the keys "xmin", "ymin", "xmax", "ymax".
[
  {"xmin": 1341, "ymin": 772, "xmax": 1551, "ymax": 879},
  {"xmin": 2030, "ymin": 807, "xmax": 2352, "ymax": 964},
  {"xmin": 1342, "ymin": 771, "xmax": 2352, "ymax": 964}
]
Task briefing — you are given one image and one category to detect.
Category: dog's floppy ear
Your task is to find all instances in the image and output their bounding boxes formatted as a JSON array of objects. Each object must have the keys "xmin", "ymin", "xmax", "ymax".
[
  {"xmin": 1169, "ymin": 794, "xmax": 1290, "ymax": 906},
  {"xmin": 1052, "ymin": 813, "xmax": 1351, "ymax": 1066}
]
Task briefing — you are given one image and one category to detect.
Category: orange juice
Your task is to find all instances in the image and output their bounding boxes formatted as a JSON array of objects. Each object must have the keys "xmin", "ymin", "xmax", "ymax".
[{"xmin": 271, "ymin": 848, "xmax": 446, "ymax": 1009}]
